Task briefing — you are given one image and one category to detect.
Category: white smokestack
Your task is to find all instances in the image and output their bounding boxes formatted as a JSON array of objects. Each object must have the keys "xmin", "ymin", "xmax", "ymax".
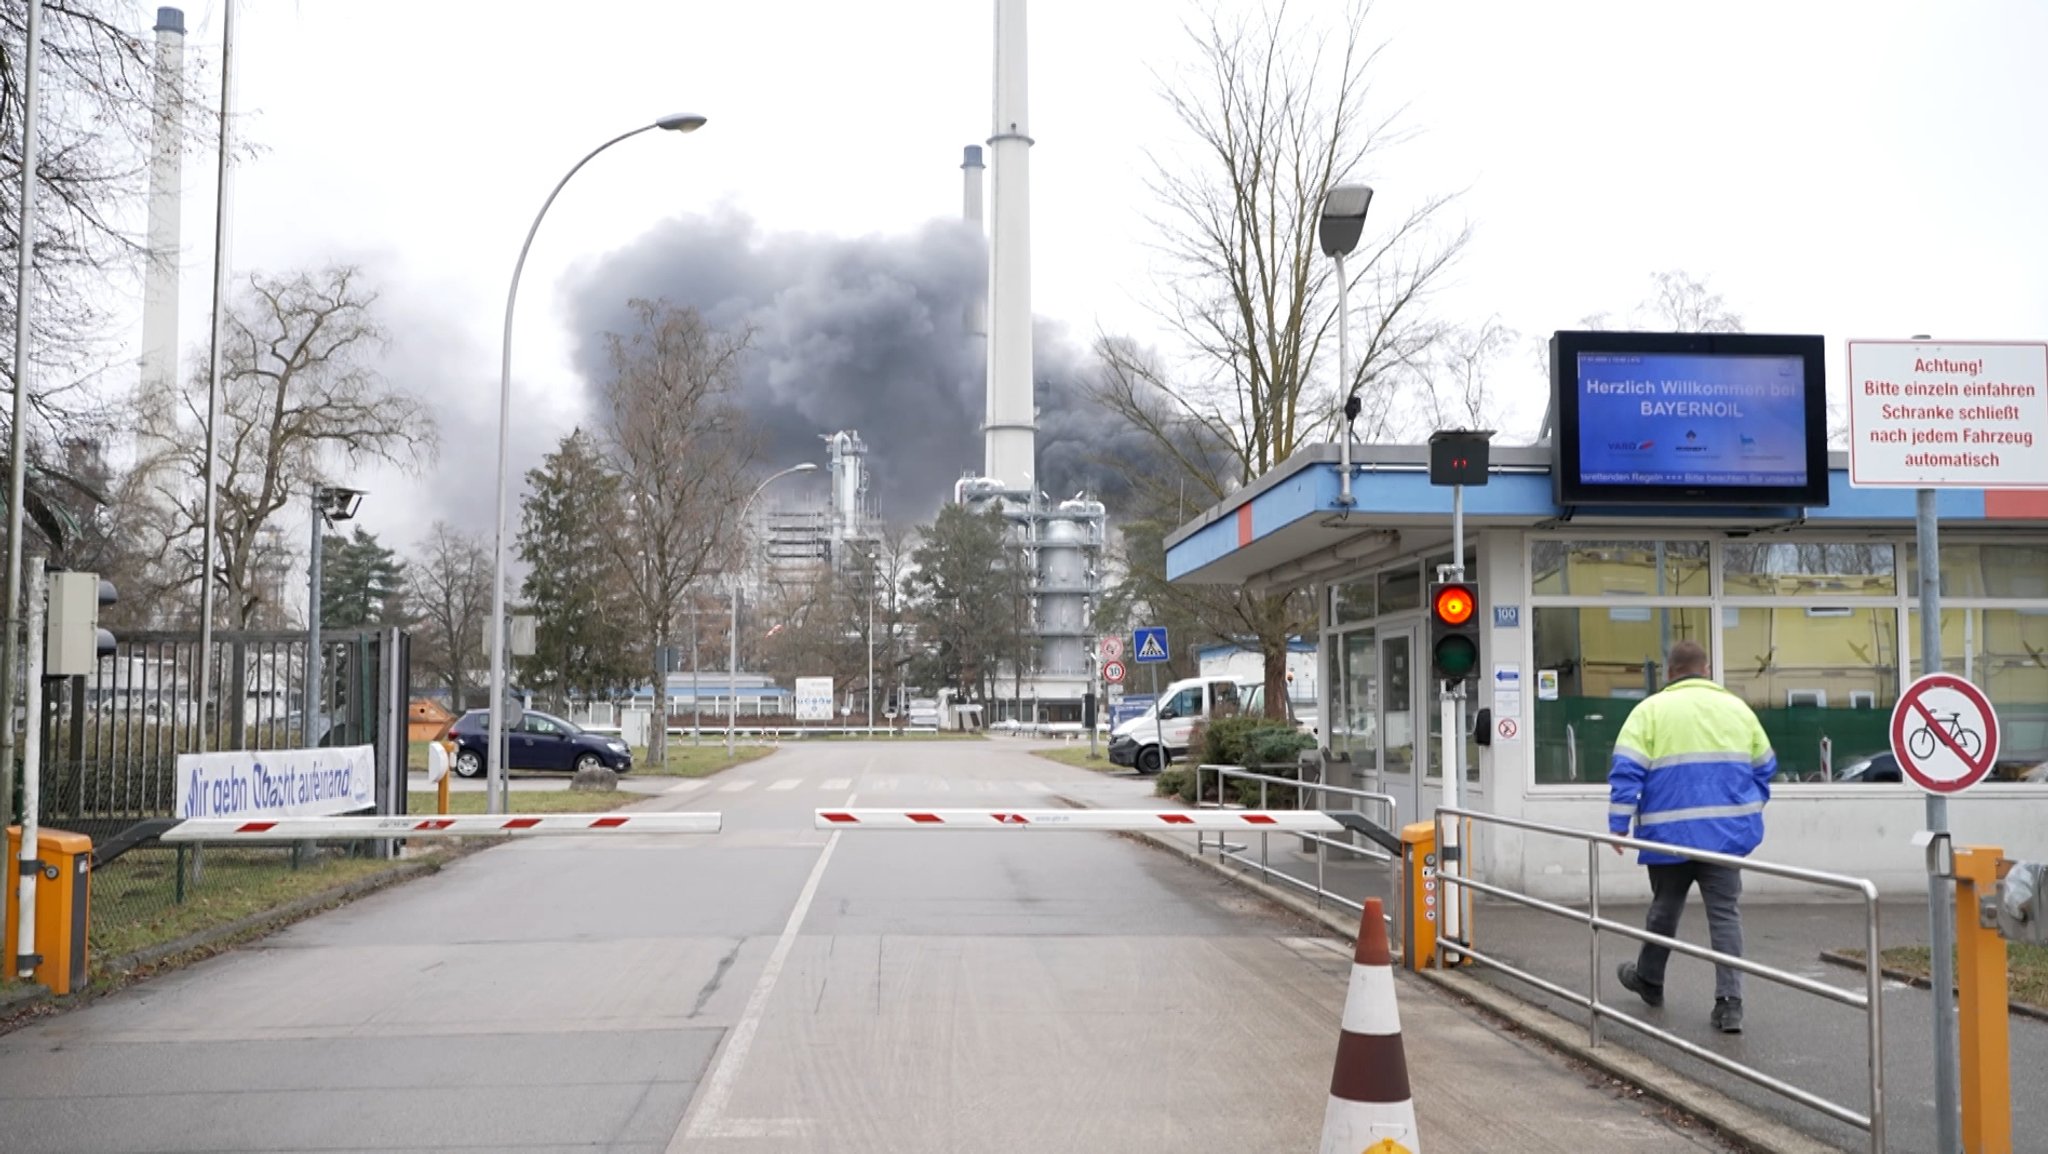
[
  {"xmin": 137, "ymin": 7, "xmax": 186, "ymax": 462},
  {"xmin": 961, "ymin": 144, "xmax": 985, "ymax": 342},
  {"xmin": 983, "ymin": 0, "xmax": 1034, "ymax": 493}
]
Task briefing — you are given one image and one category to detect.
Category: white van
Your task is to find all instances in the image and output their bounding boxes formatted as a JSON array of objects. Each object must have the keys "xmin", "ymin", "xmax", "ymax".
[{"xmin": 1107, "ymin": 675, "xmax": 1244, "ymax": 774}]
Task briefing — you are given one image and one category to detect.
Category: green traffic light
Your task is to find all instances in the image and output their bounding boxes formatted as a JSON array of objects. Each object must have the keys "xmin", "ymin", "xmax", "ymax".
[{"xmin": 1433, "ymin": 635, "xmax": 1479, "ymax": 680}]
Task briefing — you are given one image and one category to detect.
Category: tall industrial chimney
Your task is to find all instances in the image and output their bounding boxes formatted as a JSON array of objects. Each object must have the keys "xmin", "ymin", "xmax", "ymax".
[
  {"xmin": 961, "ymin": 145, "xmax": 986, "ymax": 345},
  {"xmin": 983, "ymin": 0, "xmax": 1035, "ymax": 494},
  {"xmin": 136, "ymin": 7, "xmax": 186, "ymax": 462}
]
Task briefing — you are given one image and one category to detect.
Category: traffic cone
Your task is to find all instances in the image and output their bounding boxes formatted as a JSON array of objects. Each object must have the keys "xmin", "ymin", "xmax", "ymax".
[{"xmin": 1319, "ymin": 896, "xmax": 1420, "ymax": 1154}]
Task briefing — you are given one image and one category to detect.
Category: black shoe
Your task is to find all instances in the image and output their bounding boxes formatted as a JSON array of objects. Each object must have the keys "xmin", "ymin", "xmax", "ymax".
[
  {"xmin": 1712, "ymin": 997, "xmax": 1744, "ymax": 1034},
  {"xmin": 1617, "ymin": 962, "xmax": 1663, "ymax": 1007}
]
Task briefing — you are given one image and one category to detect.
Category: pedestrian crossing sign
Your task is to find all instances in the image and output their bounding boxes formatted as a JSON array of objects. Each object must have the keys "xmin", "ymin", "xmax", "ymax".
[{"xmin": 1133, "ymin": 626, "xmax": 1169, "ymax": 663}]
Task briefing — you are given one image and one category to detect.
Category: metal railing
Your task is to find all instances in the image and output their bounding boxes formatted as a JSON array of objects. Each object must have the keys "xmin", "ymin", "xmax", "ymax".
[
  {"xmin": 1432, "ymin": 805, "xmax": 1885, "ymax": 1154},
  {"xmin": 1192, "ymin": 764, "xmax": 1398, "ymax": 916}
]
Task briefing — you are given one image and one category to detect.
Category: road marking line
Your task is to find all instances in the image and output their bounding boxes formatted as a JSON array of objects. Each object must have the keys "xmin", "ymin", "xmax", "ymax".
[
  {"xmin": 664, "ymin": 780, "xmax": 708, "ymax": 794},
  {"xmin": 673, "ymin": 790, "xmax": 855, "ymax": 1147},
  {"xmin": 716, "ymin": 780, "xmax": 755, "ymax": 793},
  {"xmin": 820, "ymin": 778, "xmax": 851, "ymax": 790},
  {"xmin": 1023, "ymin": 781, "xmax": 1049, "ymax": 793},
  {"xmin": 767, "ymin": 779, "xmax": 802, "ymax": 792}
]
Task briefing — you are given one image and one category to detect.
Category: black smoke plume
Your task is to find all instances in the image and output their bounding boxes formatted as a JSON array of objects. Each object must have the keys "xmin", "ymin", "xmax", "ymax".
[{"xmin": 566, "ymin": 208, "xmax": 1138, "ymax": 520}]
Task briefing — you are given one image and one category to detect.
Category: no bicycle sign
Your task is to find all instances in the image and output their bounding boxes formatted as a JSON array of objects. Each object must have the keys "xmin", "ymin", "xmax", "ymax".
[{"xmin": 1889, "ymin": 673, "xmax": 2001, "ymax": 794}]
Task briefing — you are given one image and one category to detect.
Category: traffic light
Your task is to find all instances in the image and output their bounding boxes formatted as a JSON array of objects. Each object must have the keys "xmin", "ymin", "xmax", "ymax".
[
  {"xmin": 1428, "ymin": 581, "xmax": 1480, "ymax": 682},
  {"xmin": 47, "ymin": 571, "xmax": 117, "ymax": 676}
]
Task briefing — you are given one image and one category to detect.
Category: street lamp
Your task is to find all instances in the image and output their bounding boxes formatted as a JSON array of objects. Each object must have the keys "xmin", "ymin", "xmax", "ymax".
[
  {"xmin": 485, "ymin": 113, "xmax": 706, "ymax": 815},
  {"xmin": 1319, "ymin": 183, "xmax": 1374, "ymax": 508},
  {"xmin": 729, "ymin": 463, "xmax": 818, "ymax": 757},
  {"xmin": 305, "ymin": 485, "xmax": 364, "ymax": 746}
]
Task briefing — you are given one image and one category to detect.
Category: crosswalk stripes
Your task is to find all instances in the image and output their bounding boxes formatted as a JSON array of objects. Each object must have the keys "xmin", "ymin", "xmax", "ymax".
[
  {"xmin": 767, "ymin": 779, "xmax": 802, "ymax": 792},
  {"xmin": 664, "ymin": 780, "xmax": 708, "ymax": 794},
  {"xmin": 819, "ymin": 778, "xmax": 852, "ymax": 791},
  {"xmin": 716, "ymin": 780, "xmax": 755, "ymax": 793}
]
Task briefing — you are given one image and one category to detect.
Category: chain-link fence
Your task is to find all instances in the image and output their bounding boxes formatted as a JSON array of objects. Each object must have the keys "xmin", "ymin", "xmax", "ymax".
[
  {"xmin": 14, "ymin": 627, "xmax": 417, "ymax": 978},
  {"xmin": 86, "ymin": 841, "xmax": 415, "ymax": 975}
]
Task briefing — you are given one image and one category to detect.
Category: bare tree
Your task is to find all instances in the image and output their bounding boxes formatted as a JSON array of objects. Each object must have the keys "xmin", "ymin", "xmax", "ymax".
[
  {"xmin": 1406, "ymin": 315, "xmax": 1529, "ymax": 439},
  {"xmin": 1578, "ymin": 269, "xmax": 1744, "ymax": 334},
  {"xmin": 409, "ymin": 522, "xmax": 492, "ymax": 711},
  {"xmin": 145, "ymin": 266, "xmax": 433, "ymax": 626},
  {"xmin": 0, "ymin": 3, "xmax": 220, "ymax": 583},
  {"xmin": 602, "ymin": 300, "xmax": 754, "ymax": 767},
  {"xmin": 1091, "ymin": 0, "xmax": 1468, "ymax": 714}
]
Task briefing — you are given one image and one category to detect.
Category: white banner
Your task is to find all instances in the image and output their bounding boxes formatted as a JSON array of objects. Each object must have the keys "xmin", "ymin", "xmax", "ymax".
[
  {"xmin": 175, "ymin": 745, "xmax": 377, "ymax": 820},
  {"xmin": 794, "ymin": 677, "xmax": 834, "ymax": 722}
]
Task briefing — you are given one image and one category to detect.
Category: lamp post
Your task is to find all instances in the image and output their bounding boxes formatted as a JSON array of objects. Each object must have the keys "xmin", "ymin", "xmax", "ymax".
[
  {"xmin": 486, "ymin": 113, "xmax": 706, "ymax": 816},
  {"xmin": 1318, "ymin": 184, "xmax": 1374, "ymax": 508},
  {"xmin": 728, "ymin": 464, "xmax": 818, "ymax": 757},
  {"xmin": 304, "ymin": 485, "xmax": 364, "ymax": 746}
]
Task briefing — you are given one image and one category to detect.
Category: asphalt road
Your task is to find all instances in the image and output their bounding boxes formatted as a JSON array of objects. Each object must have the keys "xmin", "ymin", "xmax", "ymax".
[{"xmin": 1, "ymin": 741, "xmax": 1732, "ymax": 1153}]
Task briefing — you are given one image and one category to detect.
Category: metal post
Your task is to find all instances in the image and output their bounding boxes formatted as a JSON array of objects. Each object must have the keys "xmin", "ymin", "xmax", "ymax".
[
  {"xmin": 1866, "ymin": 889, "xmax": 1888, "ymax": 1154},
  {"xmin": 0, "ymin": 0, "xmax": 46, "ymax": 824},
  {"xmin": 1588, "ymin": 839, "xmax": 1603, "ymax": 1047},
  {"xmin": 196, "ymin": 0, "xmax": 236, "ymax": 757},
  {"xmin": 1088, "ymin": 648, "xmax": 1099, "ymax": 760},
  {"xmin": 726, "ymin": 577, "xmax": 739, "ymax": 759},
  {"xmin": 1151, "ymin": 664, "xmax": 1162, "ymax": 777},
  {"xmin": 305, "ymin": 495, "xmax": 323, "ymax": 747},
  {"xmin": 13, "ymin": 558, "xmax": 46, "ymax": 975},
  {"xmin": 866, "ymin": 560, "xmax": 875, "ymax": 735},
  {"xmin": 1439, "ymin": 483, "xmax": 1466, "ymax": 951},
  {"xmin": 1918, "ymin": 486, "xmax": 1960, "ymax": 1154},
  {"xmin": 1334, "ymin": 249, "xmax": 1354, "ymax": 506},
  {"xmin": 690, "ymin": 598, "xmax": 700, "ymax": 746}
]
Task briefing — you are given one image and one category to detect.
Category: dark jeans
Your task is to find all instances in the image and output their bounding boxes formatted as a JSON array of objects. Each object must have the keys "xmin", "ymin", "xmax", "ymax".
[{"xmin": 1636, "ymin": 860, "xmax": 1744, "ymax": 1001}]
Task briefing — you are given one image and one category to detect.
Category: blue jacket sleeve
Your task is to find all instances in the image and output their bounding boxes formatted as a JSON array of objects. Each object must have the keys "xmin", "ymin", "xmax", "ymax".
[{"xmin": 1607, "ymin": 708, "xmax": 1652, "ymax": 836}]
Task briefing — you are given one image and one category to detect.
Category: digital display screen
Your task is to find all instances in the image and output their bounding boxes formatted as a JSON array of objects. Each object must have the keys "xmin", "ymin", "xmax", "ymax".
[
  {"xmin": 1574, "ymin": 353, "xmax": 1810, "ymax": 487},
  {"xmin": 1550, "ymin": 332, "xmax": 1830, "ymax": 507}
]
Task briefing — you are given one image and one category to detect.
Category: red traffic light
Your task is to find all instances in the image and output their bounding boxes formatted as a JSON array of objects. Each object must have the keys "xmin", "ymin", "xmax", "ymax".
[{"xmin": 1432, "ymin": 583, "xmax": 1476, "ymax": 626}]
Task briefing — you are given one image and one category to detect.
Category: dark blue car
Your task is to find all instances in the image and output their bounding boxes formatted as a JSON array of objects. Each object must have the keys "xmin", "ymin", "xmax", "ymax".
[{"xmin": 448, "ymin": 709, "xmax": 633, "ymax": 777}]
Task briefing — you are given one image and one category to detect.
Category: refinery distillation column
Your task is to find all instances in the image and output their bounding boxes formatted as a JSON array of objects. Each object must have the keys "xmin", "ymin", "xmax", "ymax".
[{"xmin": 984, "ymin": 0, "xmax": 1035, "ymax": 494}]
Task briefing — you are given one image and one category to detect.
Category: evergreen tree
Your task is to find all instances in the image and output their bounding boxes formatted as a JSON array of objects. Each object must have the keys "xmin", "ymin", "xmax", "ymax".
[
  {"xmin": 905, "ymin": 505, "xmax": 1032, "ymax": 704},
  {"xmin": 516, "ymin": 429, "xmax": 637, "ymax": 709},
  {"xmin": 320, "ymin": 526, "xmax": 410, "ymax": 629}
]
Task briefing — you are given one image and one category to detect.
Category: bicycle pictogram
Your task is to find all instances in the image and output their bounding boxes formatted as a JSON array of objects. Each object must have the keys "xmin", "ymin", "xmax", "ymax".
[
  {"xmin": 1889, "ymin": 672, "xmax": 2001, "ymax": 795},
  {"xmin": 1905, "ymin": 710, "xmax": 1983, "ymax": 761}
]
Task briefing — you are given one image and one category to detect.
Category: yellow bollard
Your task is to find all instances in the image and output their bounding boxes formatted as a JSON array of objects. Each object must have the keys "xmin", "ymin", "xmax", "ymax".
[
  {"xmin": 1399, "ymin": 822, "xmax": 1440, "ymax": 970},
  {"xmin": 2, "ymin": 827, "xmax": 92, "ymax": 996},
  {"xmin": 1954, "ymin": 845, "xmax": 2012, "ymax": 1154}
]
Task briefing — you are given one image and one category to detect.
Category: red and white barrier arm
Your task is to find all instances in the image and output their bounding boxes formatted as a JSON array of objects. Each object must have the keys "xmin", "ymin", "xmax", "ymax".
[
  {"xmin": 158, "ymin": 812, "xmax": 721, "ymax": 841},
  {"xmin": 815, "ymin": 809, "xmax": 1346, "ymax": 832}
]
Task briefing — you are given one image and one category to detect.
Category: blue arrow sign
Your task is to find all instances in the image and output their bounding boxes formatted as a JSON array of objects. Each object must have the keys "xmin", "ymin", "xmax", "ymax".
[{"xmin": 1133, "ymin": 627, "xmax": 1169, "ymax": 663}]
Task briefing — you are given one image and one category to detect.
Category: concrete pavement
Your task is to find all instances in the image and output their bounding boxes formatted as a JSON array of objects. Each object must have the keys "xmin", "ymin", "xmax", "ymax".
[
  {"xmin": 1061, "ymin": 766, "xmax": 2045, "ymax": 1152},
  {"xmin": 3, "ymin": 740, "xmax": 1732, "ymax": 1152}
]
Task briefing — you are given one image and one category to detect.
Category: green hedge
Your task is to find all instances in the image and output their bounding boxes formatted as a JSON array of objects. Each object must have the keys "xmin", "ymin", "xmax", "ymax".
[{"xmin": 1197, "ymin": 716, "xmax": 1316, "ymax": 769}]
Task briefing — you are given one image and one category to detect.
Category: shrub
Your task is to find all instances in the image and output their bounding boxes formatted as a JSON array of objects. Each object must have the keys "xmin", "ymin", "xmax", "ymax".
[
  {"xmin": 1156, "ymin": 766, "xmax": 1193, "ymax": 803},
  {"xmin": 1199, "ymin": 715, "xmax": 1315, "ymax": 768}
]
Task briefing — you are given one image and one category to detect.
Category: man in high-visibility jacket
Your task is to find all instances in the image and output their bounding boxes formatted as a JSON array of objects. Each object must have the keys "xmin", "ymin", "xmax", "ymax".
[{"xmin": 1607, "ymin": 639, "xmax": 1776, "ymax": 1034}]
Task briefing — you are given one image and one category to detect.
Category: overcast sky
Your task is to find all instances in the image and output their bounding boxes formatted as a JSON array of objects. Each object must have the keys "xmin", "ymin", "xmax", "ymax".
[{"xmin": 125, "ymin": 0, "xmax": 2048, "ymax": 554}]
